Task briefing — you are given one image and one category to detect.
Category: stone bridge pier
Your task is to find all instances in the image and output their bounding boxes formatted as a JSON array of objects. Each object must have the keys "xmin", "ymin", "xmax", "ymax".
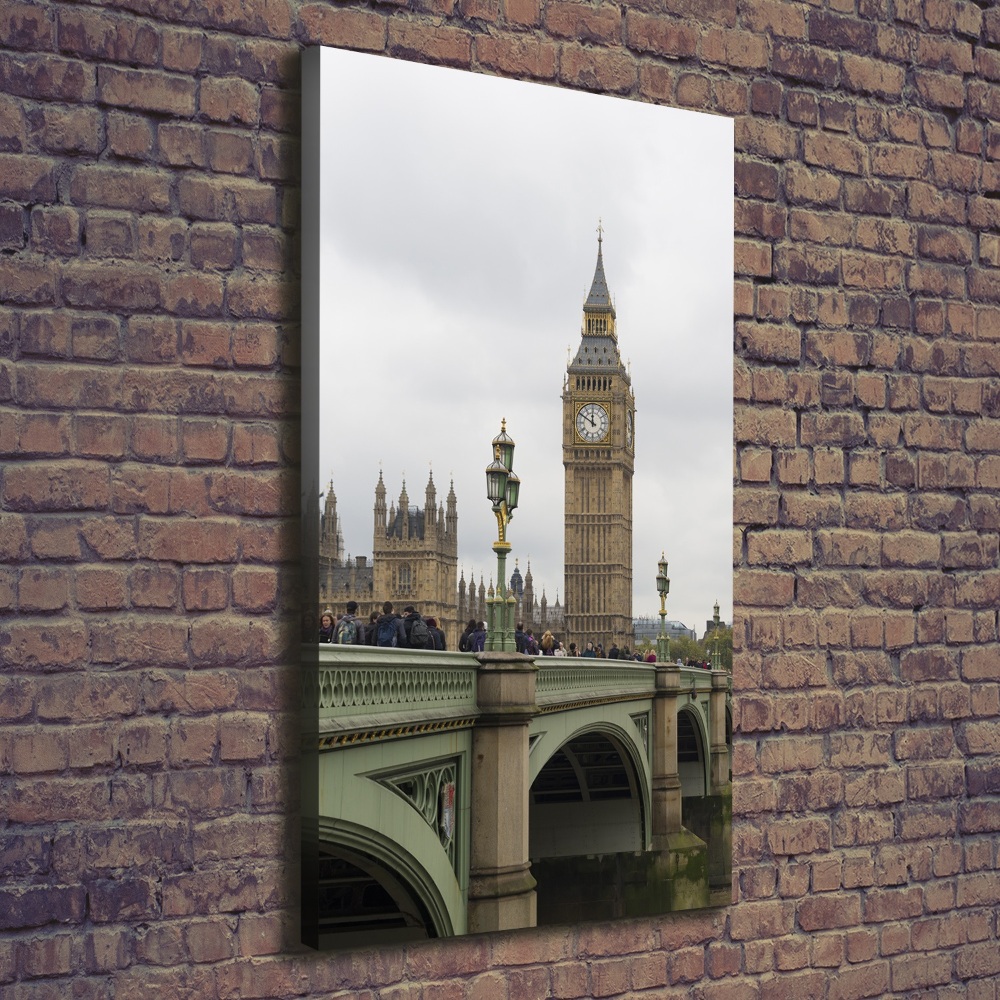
[{"xmin": 467, "ymin": 651, "xmax": 537, "ymax": 933}]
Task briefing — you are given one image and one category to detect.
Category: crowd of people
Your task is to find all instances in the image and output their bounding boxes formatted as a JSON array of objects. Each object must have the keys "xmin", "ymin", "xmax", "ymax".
[
  {"xmin": 318, "ymin": 603, "xmax": 711, "ymax": 665},
  {"xmin": 318, "ymin": 600, "xmax": 447, "ymax": 650}
]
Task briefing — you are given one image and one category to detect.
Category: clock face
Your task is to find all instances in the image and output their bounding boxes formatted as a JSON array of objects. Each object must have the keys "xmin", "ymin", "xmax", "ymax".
[
  {"xmin": 626, "ymin": 410, "xmax": 633, "ymax": 449},
  {"xmin": 576, "ymin": 402, "xmax": 609, "ymax": 443}
]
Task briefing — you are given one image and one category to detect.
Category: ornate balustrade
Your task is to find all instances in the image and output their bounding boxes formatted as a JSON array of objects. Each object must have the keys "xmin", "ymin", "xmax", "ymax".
[
  {"xmin": 312, "ymin": 646, "xmax": 722, "ymax": 743},
  {"xmin": 534, "ymin": 659, "xmax": 655, "ymax": 710},
  {"xmin": 315, "ymin": 646, "xmax": 480, "ymax": 744}
]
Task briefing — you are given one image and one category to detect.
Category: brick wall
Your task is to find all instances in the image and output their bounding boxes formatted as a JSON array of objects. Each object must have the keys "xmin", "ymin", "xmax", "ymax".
[{"xmin": 3, "ymin": 0, "xmax": 999, "ymax": 996}]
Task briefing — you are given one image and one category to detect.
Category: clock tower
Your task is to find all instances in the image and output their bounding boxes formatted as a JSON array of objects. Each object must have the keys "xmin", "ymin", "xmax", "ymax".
[{"xmin": 563, "ymin": 232, "xmax": 635, "ymax": 649}]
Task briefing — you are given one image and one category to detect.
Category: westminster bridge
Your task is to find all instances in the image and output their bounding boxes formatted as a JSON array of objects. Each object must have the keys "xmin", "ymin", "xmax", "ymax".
[{"xmin": 309, "ymin": 645, "xmax": 732, "ymax": 946}]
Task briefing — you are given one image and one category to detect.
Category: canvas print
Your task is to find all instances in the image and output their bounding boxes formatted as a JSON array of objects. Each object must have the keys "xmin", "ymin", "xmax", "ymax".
[{"xmin": 301, "ymin": 46, "xmax": 734, "ymax": 949}]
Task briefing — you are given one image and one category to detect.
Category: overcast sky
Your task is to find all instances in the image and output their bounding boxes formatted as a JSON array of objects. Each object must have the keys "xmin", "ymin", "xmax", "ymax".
[{"xmin": 314, "ymin": 47, "xmax": 733, "ymax": 633}]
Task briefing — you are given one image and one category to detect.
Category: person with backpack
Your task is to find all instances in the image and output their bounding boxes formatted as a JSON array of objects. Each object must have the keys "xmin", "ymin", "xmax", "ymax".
[
  {"xmin": 514, "ymin": 622, "xmax": 528, "ymax": 653},
  {"xmin": 425, "ymin": 616, "xmax": 446, "ymax": 651},
  {"xmin": 333, "ymin": 600, "xmax": 365, "ymax": 645},
  {"xmin": 470, "ymin": 621, "xmax": 486, "ymax": 653},
  {"xmin": 373, "ymin": 601, "xmax": 406, "ymax": 648},
  {"xmin": 458, "ymin": 619, "xmax": 477, "ymax": 652},
  {"xmin": 402, "ymin": 606, "xmax": 433, "ymax": 650}
]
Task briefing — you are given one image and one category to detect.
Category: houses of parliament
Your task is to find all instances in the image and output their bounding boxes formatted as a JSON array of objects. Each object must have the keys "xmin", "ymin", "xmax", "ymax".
[
  {"xmin": 318, "ymin": 235, "xmax": 633, "ymax": 651},
  {"xmin": 318, "ymin": 472, "xmax": 566, "ymax": 650}
]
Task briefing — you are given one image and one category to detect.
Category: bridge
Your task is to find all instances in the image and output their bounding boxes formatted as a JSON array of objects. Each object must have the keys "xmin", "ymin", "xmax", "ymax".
[{"xmin": 310, "ymin": 646, "xmax": 732, "ymax": 947}]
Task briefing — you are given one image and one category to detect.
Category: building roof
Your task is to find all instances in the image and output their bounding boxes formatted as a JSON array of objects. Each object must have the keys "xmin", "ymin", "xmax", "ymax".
[
  {"xmin": 584, "ymin": 236, "xmax": 615, "ymax": 316},
  {"xmin": 568, "ymin": 234, "xmax": 629, "ymax": 379}
]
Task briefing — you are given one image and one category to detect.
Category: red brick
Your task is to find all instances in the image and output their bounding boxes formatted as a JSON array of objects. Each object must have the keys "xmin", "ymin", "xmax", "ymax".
[
  {"xmin": 233, "ymin": 324, "xmax": 281, "ymax": 368},
  {"xmin": 59, "ymin": 8, "xmax": 158, "ymax": 64},
  {"xmin": 130, "ymin": 415, "xmax": 179, "ymax": 461},
  {"xmin": 182, "ymin": 567, "xmax": 229, "ymax": 611},
  {"xmin": 158, "ymin": 122, "xmax": 208, "ymax": 169},
  {"xmin": 164, "ymin": 272, "xmax": 224, "ymax": 318},
  {"xmin": 387, "ymin": 20, "xmax": 472, "ymax": 68},
  {"xmin": 300, "ymin": 5, "xmax": 387, "ymax": 50},
  {"xmin": 225, "ymin": 275, "xmax": 284, "ymax": 320},
  {"xmin": 76, "ymin": 566, "xmax": 129, "ymax": 610},
  {"xmin": 701, "ymin": 27, "xmax": 768, "ymax": 69},
  {"xmin": 107, "ymin": 110, "xmax": 155, "ymax": 160},
  {"xmin": 205, "ymin": 128, "xmax": 253, "ymax": 175},
  {"xmin": 558, "ymin": 42, "xmax": 636, "ymax": 94},
  {"xmin": 773, "ymin": 42, "xmax": 838, "ymax": 86},
  {"xmin": 232, "ymin": 567, "xmax": 278, "ymax": 612},
  {"xmin": 544, "ymin": 1, "xmax": 621, "ymax": 42}
]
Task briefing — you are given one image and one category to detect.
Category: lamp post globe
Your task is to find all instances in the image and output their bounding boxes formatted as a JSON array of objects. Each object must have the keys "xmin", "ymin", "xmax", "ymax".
[
  {"xmin": 485, "ymin": 419, "xmax": 518, "ymax": 652},
  {"xmin": 656, "ymin": 553, "xmax": 670, "ymax": 663}
]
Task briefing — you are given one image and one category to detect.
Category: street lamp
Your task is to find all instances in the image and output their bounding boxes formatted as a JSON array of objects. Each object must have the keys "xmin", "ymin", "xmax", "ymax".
[
  {"xmin": 656, "ymin": 553, "xmax": 670, "ymax": 664},
  {"xmin": 485, "ymin": 419, "xmax": 518, "ymax": 652},
  {"xmin": 710, "ymin": 599, "xmax": 722, "ymax": 670}
]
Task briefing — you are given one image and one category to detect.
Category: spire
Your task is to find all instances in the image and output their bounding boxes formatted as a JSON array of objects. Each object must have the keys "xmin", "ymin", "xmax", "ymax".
[
  {"xmin": 569, "ymin": 226, "xmax": 626, "ymax": 376},
  {"xmin": 584, "ymin": 224, "xmax": 615, "ymax": 317}
]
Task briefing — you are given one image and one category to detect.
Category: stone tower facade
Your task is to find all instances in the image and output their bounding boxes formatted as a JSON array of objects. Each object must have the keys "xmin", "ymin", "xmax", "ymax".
[
  {"xmin": 372, "ymin": 471, "xmax": 459, "ymax": 646},
  {"xmin": 318, "ymin": 483, "xmax": 374, "ymax": 613},
  {"xmin": 562, "ymin": 235, "xmax": 635, "ymax": 649}
]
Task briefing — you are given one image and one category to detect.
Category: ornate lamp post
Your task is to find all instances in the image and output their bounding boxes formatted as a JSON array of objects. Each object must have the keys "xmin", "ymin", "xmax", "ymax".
[
  {"xmin": 656, "ymin": 553, "xmax": 670, "ymax": 663},
  {"xmin": 710, "ymin": 599, "xmax": 722, "ymax": 670},
  {"xmin": 485, "ymin": 419, "xmax": 519, "ymax": 652}
]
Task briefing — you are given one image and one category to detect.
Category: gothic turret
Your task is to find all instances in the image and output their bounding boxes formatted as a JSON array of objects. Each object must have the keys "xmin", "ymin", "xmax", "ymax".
[
  {"xmin": 398, "ymin": 481, "xmax": 409, "ymax": 540},
  {"xmin": 446, "ymin": 478, "xmax": 458, "ymax": 547},
  {"xmin": 320, "ymin": 481, "xmax": 341, "ymax": 564},
  {"xmin": 424, "ymin": 471, "xmax": 437, "ymax": 538},
  {"xmin": 374, "ymin": 470, "xmax": 387, "ymax": 537}
]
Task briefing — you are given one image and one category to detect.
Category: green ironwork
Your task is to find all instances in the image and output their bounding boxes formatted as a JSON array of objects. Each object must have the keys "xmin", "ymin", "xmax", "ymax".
[{"xmin": 376, "ymin": 758, "xmax": 460, "ymax": 873}]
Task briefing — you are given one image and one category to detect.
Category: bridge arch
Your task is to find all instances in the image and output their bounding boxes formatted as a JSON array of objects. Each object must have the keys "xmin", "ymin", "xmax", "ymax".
[
  {"xmin": 317, "ymin": 732, "xmax": 471, "ymax": 945},
  {"xmin": 528, "ymin": 713, "xmax": 652, "ymax": 859},
  {"xmin": 678, "ymin": 705, "xmax": 709, "ymax": 797},
  {"xmin": 317, "ymin": 816, "xmax": 458, "ymax": 946}
]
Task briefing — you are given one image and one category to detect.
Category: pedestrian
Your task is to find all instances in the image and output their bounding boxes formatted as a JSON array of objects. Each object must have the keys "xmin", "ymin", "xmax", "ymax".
[
  {"xmin": 374, "ymin": 601, "xmax": 407, "ymax": 647},
  {"xmin": 334, "ymin": 600, "xmax": 365, "ymax": 644},
  {"xmin": 568, "ymin": 642, "xmax": 578, "ymax": 656},
  {"xmin": 365, "ymin": 612, "xmax": 379, "ymax": 645},
  {"xmin": 470, "ymin": 621, "xmax": 487, "ymax": 652},
  {"xmin": 540, "ymin": 630, "xmax": 556, "ymax": 655},
  {"xmin": 425, "ymin": 616, "xmax": 446, "ymax": 651},
  {"xmin": 608, "ymin": 642, "xmax": 619, "ymax": 659},
  {"xmin": 582, "ymin": 641, "xmax": 597, "ymax": 658},
  {"xmin": 514, "ymin": 622, "xmax": 528, "ymax": 653},
  {"xmin": 318, "ymin": 610, "xmax": 335, "ymax": 643},
  {"xmin": 554, "ymin": 641, "xmax": 567, "ymax": 657},
  {"xmin": 458, "ymin": 619, "xmax": 477, "ymax": 652},
  {"xmin": 402, "ymin": 606, "xmax": 433, "ymax": 649},
  {"xmin": 525, "ymin": 629, "xmax": 539, "ymax": 655}
]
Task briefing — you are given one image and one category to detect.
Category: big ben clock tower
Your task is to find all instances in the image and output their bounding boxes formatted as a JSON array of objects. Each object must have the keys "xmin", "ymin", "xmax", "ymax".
[{"xmin": 563, "ymin": 230, "xmax": 635, "ymax": 648}]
